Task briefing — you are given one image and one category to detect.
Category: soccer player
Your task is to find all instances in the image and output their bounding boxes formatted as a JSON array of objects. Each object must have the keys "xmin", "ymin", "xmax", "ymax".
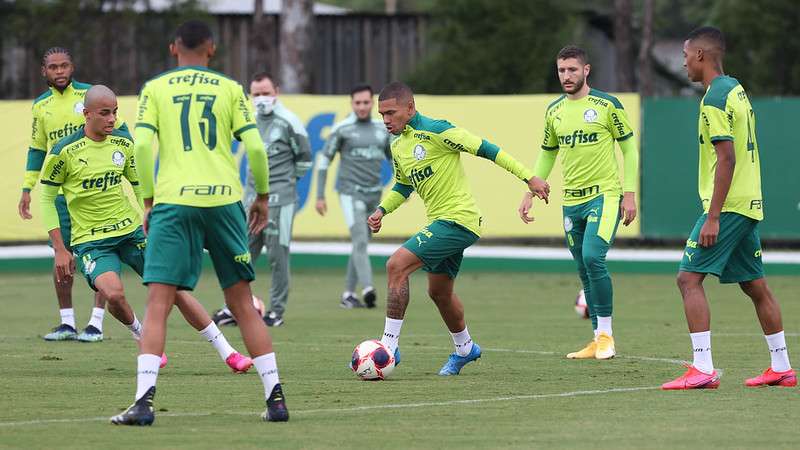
[
  {"xmin": 315, "ymin": 83, "xmax": 392, "ymax": 309},
  {"xmin": 518, "ymin": 46, "xmax": 639, "ymax": 360},
  {"xmin": 39, "ymin": 85, "xmax": 254, "ymax": 374},
  {"xmin": 19, "ymin": 47, "xmax": 110, "ymax": 342},
  {"xmin": 112, "ymin": 21, "xmax": 288, "ymax": 425},
  {"xmin": 662, "ymin": 27, "xmax": 795, "ymax": 389},
  {"xmin": 368, "ymin": 82, "xmax": 537, "ymax": 376},
  {"xmin": 212, "ymin": 72, "xmax": 312, "ymax": 328}
]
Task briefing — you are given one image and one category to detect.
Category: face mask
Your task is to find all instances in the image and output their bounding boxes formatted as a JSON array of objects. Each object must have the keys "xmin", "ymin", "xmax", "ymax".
[{"xmin": 253, "ymin": 95, "xmax": 276, "ymax": 115}]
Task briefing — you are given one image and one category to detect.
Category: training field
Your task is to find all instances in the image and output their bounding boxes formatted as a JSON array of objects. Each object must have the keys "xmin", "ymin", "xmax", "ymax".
[{"xmin": 1, "ymin": 267, "xmax": 798, "ymax": 449}]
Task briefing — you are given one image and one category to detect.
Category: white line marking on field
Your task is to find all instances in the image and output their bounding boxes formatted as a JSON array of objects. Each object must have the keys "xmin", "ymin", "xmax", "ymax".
[
  {"xmin": 0, "ymin": 386, "xmax": 660, "ymax": 428},
  {"xmin": 714, "ymin": 332, "xmax": 800, "ymax": 337}
]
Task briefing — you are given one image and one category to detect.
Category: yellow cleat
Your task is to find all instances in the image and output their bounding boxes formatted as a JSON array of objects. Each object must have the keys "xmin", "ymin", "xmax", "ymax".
[
  {"xmin": 595, "ymin": 332, "xmax": 615, "ymax": 359},
  {"xmin": 566, "ymin": 339, "xmax": 597, "ymax": 359}
]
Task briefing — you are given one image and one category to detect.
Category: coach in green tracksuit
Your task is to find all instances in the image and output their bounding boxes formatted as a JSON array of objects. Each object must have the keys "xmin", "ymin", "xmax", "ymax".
[
  {"xmin": 315, "ymin": 84, "xmax": 392, "ymax": 309},
  {"xmin": 241, "ymin": 73, "xmax": 312, "ymax": 327}
]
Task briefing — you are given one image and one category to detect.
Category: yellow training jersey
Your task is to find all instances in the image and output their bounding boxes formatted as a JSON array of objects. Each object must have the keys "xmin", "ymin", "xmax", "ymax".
[
  {"xmin": 697, "ymin": 75, "xmax": 763, "ymax": 220},
  {"xmin": 40, "ymin": 128, "xmax": 140, "ymax": 246},
  {"xmin": 136, "ymin": 66, "xmax": 257, "ymax": 207},
  {"xmin": 541, "ymin": 89, "xmax": 634, "ymax": 206}
]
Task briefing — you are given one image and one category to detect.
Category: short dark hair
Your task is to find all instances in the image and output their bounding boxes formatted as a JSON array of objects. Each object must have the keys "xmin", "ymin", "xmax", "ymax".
[
  {"xmin": 42, "ymin": 47, "xmax": 72, "ymax": 66},
  {"xmin": 378, "ymin": 81, "xmax": 413, "ymax": 102},
  {"xmin": 251, "ymin": 71, "xmax": 277, "ymax": 86},
  {"xmin": 687, "ymin": 26, "xmax": 725, "ymax": 53},
  {"xmin": 175, "ymin": 20, "xmax": 213, "ymax": 50},
  {"xmin": 556, "ymin": 45, "xmax": 588, "ymax": 64},
  {"xmin": 350, "ymin": 83, "xmax": 373, "ymax": 97}
]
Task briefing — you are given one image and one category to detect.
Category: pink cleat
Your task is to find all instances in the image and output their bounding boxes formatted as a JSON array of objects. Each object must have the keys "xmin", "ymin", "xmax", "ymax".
[
  {"xmin": 662, "ymin": 364, "xmax": 720, "ymax": 390},
  {"xmin": 160, "ymin": 353, "xmax": 168, "ymax": 369},
  {"xmin": 745, "ymin": 368, "xmax": 797, "ymax": 387},
  {"xmin": 226, "ymin": 352, "xmax": 253, "ymax": 374}
]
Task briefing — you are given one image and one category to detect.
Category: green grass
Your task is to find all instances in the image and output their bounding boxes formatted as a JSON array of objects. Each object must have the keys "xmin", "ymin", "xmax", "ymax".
[{"xmin": 1, "ymin": 267, "xmax": 799, "ymax": 449}]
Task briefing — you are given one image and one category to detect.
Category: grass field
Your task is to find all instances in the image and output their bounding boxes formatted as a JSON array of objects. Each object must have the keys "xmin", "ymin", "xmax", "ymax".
[{"xmin": 1, "ymin": 266, "xmax": 799, "ymax": 449}]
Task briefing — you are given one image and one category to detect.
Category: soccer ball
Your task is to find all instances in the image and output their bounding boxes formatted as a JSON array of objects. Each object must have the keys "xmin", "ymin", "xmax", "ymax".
[
  {"xmin": 252, "ymin": 295, "xmax": 266, "ymax": 317},
  {"xmin": 574, "ymin": 289, "xmax": 589, "ymax": 319},
  {"xmin": 351, "ymin": 339, "xmax": 395, "ymax": 380}
]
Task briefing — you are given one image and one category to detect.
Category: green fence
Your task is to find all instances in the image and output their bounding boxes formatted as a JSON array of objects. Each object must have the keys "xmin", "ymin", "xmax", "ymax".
[{"xmin": 642, "ymin": 97, "xmax": 800, "ymax": 239}]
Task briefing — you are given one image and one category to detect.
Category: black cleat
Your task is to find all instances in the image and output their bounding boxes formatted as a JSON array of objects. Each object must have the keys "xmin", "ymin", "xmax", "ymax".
[
  {"xmin": 262, "ymin": 384, "xmax": 289, "ymax": 422},
  {"xmin": 340, "ymin": 295, "xmax": 365, "ymax": 309},
  {"xmin": 110, "ymin": 387, "xmax": 156, "ymax": 426},
  {"xmin": 212, "ymin": 308, "xmax": 237, "ymax": 326},
  {"xmin": 362, "ymin": 288, "xmax": 377, "ymax": 309},
  {"xmin": 263, "ymin": 311, "xmax": 284, "ymax": 327}
]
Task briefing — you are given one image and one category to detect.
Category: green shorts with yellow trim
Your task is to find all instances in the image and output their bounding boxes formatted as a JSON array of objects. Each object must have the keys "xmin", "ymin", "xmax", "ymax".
[
  {"xmin": 144, "ymin": 202, "xmax": 255, "ymax": 290},
  {"xmin": 72, "ymin": 227, "xmax": 146, "ymax": 291},
  {"xmin": 48, "ymin": 195, "xmax": 74, "ymax": 253},
  {"xmin": 401, "ymin": 220, "xmax": 479, "ymax": 279},
  {"xmin": 562, "ymin": 193, "xmax": 621, "ymax": 248},
  {"xmin": 679, "ymin": 212, "xmax": 764, "ymax": 283}
]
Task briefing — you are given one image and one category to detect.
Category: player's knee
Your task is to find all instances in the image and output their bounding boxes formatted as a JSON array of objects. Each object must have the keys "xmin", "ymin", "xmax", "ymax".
[
  {"xmin": 581, "ymin": 252, "xmax": 606, "ymax": 275},
  {"xmin": 739, "ymin": 278, "xmax": 769, "ymax": 300},
  {"xmin": 100, "ymin": 286, "xmax": 126, "ymax": 305},
  {"xmin": 676, "ymin": 271, "xmax": 700, "ymax": 294},
  {"xmin": 427, "ymin": 286, "xmax": 451, "ymax": 304}
]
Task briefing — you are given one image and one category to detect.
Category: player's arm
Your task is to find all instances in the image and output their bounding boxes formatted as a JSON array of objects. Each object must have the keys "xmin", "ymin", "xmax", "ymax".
[
  {"xmin": 133, "ymin": 82, "xmax": 159, "ymax": 225},
  {"xmin": 519, "ymin": 113, "xmax": 559, "ymax": 223},
  {"xmin": 608, "ymin": 102, "xmax": 639, "ymax": 226},
  {"xmin": 315, "ymin": 127, "xmax": 341, "ymax": 215},
  {"xmin": 20, "ymin": 105, "xmax": 48, "ymax": 219},
  {"xmin": 39, "ymin": 151, "xmax": 74, "ymax": 281},
  {"xmin": 291, "ymin": 127, "xmax": 313, "ymax": 180},
  {"xmin": 369, "ymin": 159, "xmax": 413, "ymax": 233},
  {"xmin": 231, "ymin": 86, "xmax": 269, "ymax": 234},
  {"xmin": 700, "ymin": 104, "xmax": 736, "ymax": 247},
  {"xmin": 121, "ymin": 133, "xmax": 143, "ymax": 211}
]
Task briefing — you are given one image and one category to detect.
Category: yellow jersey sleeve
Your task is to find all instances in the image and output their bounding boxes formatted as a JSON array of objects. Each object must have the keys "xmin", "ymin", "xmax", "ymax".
[{"xmin": 702, "ymin": 104, "xmax": 733, "ymax": 143}]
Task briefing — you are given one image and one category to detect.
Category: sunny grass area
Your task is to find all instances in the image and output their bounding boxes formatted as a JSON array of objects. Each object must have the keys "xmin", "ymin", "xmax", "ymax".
[{"xmin": 1, "ymin": 268, "xmax": 799, "ymax": 449}]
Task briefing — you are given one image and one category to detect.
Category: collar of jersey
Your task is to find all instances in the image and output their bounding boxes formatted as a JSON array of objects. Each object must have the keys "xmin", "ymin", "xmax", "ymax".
[
  {"xmin": 404, "ymin": 111, "xmax": 423, "ymax": 133},
  {"xmin": 49, "ymin": 79, "xmax": 78, "ymax": 96}
]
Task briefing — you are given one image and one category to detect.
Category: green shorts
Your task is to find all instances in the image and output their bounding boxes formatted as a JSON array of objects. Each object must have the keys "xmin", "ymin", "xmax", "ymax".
[
  {"xmin": 402, "ymin": 220, "xmax": 479, "ymax": 279},
  {"xmin": 144, "ymin": 202, "xmax": 255, "ymax": 290},
  {"xmin": 72, "ymin": 227, "xmax": 146, "ymax": 291},
  {"xmin": 679, "ymin": 212, "xmax": 764, "ymax": 283},
  {"xmin": 48, "ymin": 195, "xmax": 73, "ymax": 253}
]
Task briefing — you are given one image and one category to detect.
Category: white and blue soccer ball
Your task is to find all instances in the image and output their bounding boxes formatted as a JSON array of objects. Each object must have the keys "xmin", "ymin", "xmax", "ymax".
[
  {"xmin": 351, "ymin": 339, "xmax": 395, "ymax": 380},
  {"xmin": 574, "ymin": 289, "xmax": 589, "ymax": 319}
]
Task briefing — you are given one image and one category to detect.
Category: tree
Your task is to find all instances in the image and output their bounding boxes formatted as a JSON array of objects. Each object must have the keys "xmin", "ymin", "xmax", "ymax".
[
  {"xmin": 279, "ymin": 0, "xmax": 314, "ymax": 93},
  {"xmin": 613, "ymin": 0, "xmax": 635, "ymax": 91},
  {"xmin": 408, "ymin": 0, "xmax": 578, "ymax": 94}
]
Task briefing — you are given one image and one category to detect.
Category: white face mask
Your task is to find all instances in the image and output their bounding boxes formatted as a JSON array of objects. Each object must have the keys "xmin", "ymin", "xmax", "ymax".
[{"xmin": 253, "ymin": 95, "xmax": 276, "ymax": 115}]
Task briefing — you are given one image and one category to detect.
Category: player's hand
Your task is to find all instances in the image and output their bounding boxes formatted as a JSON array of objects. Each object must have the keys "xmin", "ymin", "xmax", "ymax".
[
  {"xmin": 527, "ymin": 176, "xmax": 550, "ymax": 204},
  {"xmin": 142, "ymin": 206, "xmax": 152, "ymax": 236},
  {"xmin": 518, "ymin": 192, "xmax": 535, "ymax": 224},
  {"xmin": 699, "ymin": 216, "xmax": 720, "ymax": 247},
  {"xmin": 248, "ymin": 194, "xmax": 270, "ymax": 235},
  {"xmin": 18, "ymin": 191, "xmax": 32, "ymax": 220},
  {"xmin": 620, "ymin": 192, "xmax": 637, "ymax": 226},
  {"xmin": 53, "ymin": 248, "xmax": 75, "ymax": 284},
  {"xmin": 315, "ymin": 199, "xmax": 327, "ymax": 216},
  {"xmin": 367, "ymin": 209, "xmax": 384, "ymax": 233}
]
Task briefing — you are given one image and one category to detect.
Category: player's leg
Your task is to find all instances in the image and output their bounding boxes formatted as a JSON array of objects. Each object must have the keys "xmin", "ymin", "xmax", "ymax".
[
  {"xmin": 563, "ymin": 206, "xmax": 597, "ymax": 359},
  {"xmin": 45, "ymin": 195, "xmax": 77, "ymax": 341},
  {"xmin": 213, "ymin": 226, "xmax": 266, "ymax": 326},
  {"xmin": 428, "ymin": 271, "xmax": 482, "ymax": 376},
  {"xmin": 720, "ymin": 223, "xmax": 796, "ymax": 386},
  {"xmin": 112, "ymin": 205, "xmax": 203, "ymax": 426},
  {"xmin": 76, "ymin": 244, "xmax": 144, "ymax": 342},
  {"xmin": 205, "ymin": 202, "xmax": 288, "ymax": 422},
  {"xmin": 173, "ymin": 291, "xmax": 253, "ymax": 373},
  {"xmin": 353, "ymin": 194, "xmax": 377, "ymax": 308},
  {"xmin": 379, "ymin": 244, "xmax": 424, "ymax": 357},
  {"xmin": 264, "ymin": 204, "xmax": 292, "ymax": 326},
  {"xmin": 340, "ymin": 193, "xmax": 366, "ymax": 308},
  {"xmin": 581, "ymin": 194, "xmax": 621, "ymax": 359},
  {"xmin": 663, "ymin": 213, "xmax": 747, "ymax": 389}
]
